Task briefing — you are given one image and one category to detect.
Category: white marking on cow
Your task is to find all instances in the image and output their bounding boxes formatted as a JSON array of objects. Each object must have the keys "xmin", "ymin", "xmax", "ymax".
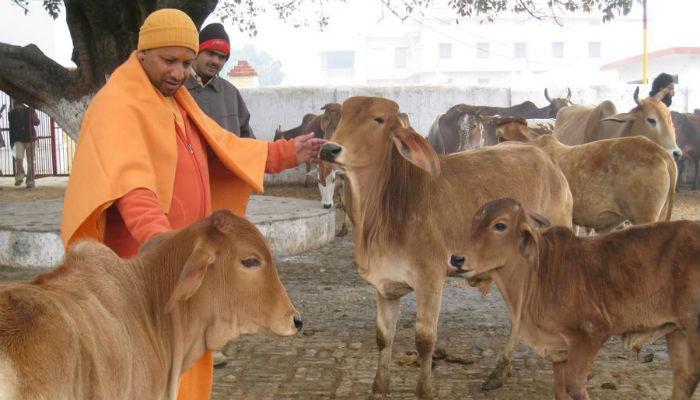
[
  {"xmin": 318, "ymin": 169, "xmax": 336, "ymax": 209},
  {"xmin": 0, "ymin": 354, "xmax": 18, "ymax": 400}
]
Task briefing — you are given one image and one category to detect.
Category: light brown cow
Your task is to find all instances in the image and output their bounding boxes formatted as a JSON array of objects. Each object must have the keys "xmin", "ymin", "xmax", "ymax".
[
  {"xmin": 319, "ymin": 96, "xmax": 573, "ymax": 398},
  {"xmin": 452, "ymin": 197, "xmax": 700, "ymax": 400},
  {"xmin": 0, "ymin": 210, "xmax": 301, "ymax": 400},
  {"xmin": 496, "ymin": 119, "xmax": 677, "ymax": 232},
  {"xmin": 554, "ymin": 87, "xmax": 683, "ymax": 160}
]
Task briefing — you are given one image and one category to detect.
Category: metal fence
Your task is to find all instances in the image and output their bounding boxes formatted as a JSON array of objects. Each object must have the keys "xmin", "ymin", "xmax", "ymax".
[{"xmin": 0, "ymin": 91, "xmax": 76, "ymax": 177}]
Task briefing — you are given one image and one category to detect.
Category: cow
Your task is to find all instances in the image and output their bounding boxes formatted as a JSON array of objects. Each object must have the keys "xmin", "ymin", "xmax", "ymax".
[
  {"xmin": 473, "ymin": 115, "xmax": 555, "ymax": 147},
  {"xmin": 318, "ymin": 96, "xmax": 573, "ymax": 398},
  {"xmin": 671, "ymin": 111, "xmax": 700, "ymax": 190},
  {"xmin": 451, "ymin": 197, "xmax": 700, "ymax": 400},
  {"xmin": 495, "ymin": 119, "xmax": 676, "ymax": 232},
  {"xmin": 426, "ymin": 88, "xmax": 572, "ymax": 154},
  {"xmin": 0, "ymin": 210, "xmax": 302, "ymax": 400},
  {"xmin": 554, "ymin": 87, "xmax": 683, "ymax": 160},
  {"xmin": 273, "ymin": 103, "xmax": 342, "ymax": 141}
]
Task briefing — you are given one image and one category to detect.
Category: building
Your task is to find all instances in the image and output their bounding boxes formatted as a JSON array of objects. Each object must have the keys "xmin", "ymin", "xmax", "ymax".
[{"xmin": 600, "ymin": 47, "xmax": 700, "ymax": 86}]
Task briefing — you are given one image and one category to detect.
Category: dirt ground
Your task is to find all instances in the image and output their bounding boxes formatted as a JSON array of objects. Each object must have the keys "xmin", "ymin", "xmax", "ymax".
[{"xmin": 0, "ymin": 181, "xmax": 698, "ymax": 399}]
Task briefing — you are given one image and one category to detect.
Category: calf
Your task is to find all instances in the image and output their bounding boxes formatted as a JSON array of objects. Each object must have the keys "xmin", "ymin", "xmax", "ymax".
[
  {"xmin": 671, "ymin": 111, "xmax": 700, "ymax": 190},
  {"xmin": 0, "ymin": 210, "xmax": 301, "ymax": 400},
  {"xmin": 496, "ymin": 119, "xmax": 677, "ymax": 232},
  {"xmin": 452, "ymin": 197, "xmax": 700, "ymax": 400},
  {"xmin": 319, "ymin": 96, "xmax": 573, "ymax": 398}
]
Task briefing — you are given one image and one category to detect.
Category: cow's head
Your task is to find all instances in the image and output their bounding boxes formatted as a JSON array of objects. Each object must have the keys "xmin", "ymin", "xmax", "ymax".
[
  {"xmin": 450, "ymin": 198, "xmax": 550, "ymax": 280},
  {"xmin": 544, "ymin": 87, "xmax": 573, "ymax": 118},
  {"xmin": 493, "ymin": 117, "xmax": 532, "ymax": 143},
  {"xmin": 319, "ymin": 96, "xmax": 440, "ymax": 177},
  {"xmin": 152, "ymin": 210, "xmax": 301, "ymax": 346},
  {"xmin": 458, "ymin": 113, "xmax": 486, "ymax": 150},
  {"xmin": 320, "ymin": 103, "xmax": 342, "ymax": 140},
  {"xmin": 601, "ymin": 86, "xmax": 682, "ymax": 160}
]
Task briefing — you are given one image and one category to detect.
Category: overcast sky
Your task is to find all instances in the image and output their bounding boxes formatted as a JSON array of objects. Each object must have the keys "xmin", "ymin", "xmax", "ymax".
[{"xmin": 0, "ymin": 0, "xmax": 696, "ymax": 72}]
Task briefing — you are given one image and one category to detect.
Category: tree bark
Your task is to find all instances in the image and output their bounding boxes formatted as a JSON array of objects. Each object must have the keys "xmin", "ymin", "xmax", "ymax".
[{"xmin": 0, "ymin": 0, "xmax": 217, "ymax": 141}]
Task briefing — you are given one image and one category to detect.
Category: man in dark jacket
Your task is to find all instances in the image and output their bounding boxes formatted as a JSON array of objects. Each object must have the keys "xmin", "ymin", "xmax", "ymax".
[
  {"xmin": 650, "ymin": 72, "xmax": 675, "ymax": 107},
  {"xmin": 8, "ymin": 99, "xmax": 39, "ymax": 188},
  {"xmin": 186, "ymin": 23, "xmax": 255, "ymax": 138}
]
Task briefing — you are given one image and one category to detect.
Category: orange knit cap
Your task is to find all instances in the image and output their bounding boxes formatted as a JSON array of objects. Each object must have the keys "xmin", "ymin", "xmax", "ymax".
[{"xmin": 137, "ymin": 9, "xmax": 199, "ymax": 54}]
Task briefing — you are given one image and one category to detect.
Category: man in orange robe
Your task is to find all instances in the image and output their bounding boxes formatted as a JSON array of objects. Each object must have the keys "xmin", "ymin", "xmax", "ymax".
[{"xmin": 60, "ymin": 9, "xmax": 324, "ymax": 400}]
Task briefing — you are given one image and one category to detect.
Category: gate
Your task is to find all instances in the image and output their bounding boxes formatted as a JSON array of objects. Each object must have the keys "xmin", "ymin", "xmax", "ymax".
[{"xmin": 0, "ymin": 92, "xmax": 76, "ymax": 177}]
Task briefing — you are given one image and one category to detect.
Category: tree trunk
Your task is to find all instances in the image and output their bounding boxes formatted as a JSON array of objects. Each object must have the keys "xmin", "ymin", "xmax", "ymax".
[{"xmin": 0, "ymin": 0, "xmax": 218, "ymax": 141}]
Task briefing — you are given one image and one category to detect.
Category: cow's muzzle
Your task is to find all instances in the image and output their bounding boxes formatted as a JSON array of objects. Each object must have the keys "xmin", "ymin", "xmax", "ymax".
[
  {"xmin": 320, "ymin": 143, "xmax": 342, "ymax": 162},
  {"xmin": 293, "ymin": 315, "xmax": 303, "ymax": 332},
  {"xmin": 672, "ymin": 149, "xmax": 683, "ymax": 161},
  {"xmin": 448, "ymin": 255, "xmax": 467, "ymax": 275}
]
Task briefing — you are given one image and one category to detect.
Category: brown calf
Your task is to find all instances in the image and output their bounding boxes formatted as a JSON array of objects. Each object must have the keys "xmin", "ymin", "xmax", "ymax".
[
  {"xmin": 0, "ymin": 210, "xmax": 301, "ymax": 400},
  {"xmin": 319, "ymin": 96, "xmax": 573, "ymax": 398},
  {"xmin": 497, "ymin": 119, "xmax": 677, "ymax": 232},
  {"xmin": 273, "ymin": 103, "xmax": 341, "ymax": 141},
  {"xmin": 453, "ymin": 198, "xmax": 700, "ymax": 400}
]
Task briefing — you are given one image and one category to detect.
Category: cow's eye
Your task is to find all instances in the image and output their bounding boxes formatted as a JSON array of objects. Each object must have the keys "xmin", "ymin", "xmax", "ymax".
[
  {"xmin": 241, "ymin": 257, "xmax": 261, "ymax": 268},
  {"xmin": 374, "ymin": 117, "xmax": 384, "ymax": 124},
  {"xmin": 493, "ymin": 223, "xmax": 507, "ymax": 231},
  {"xmin": 646, "ymin": 118, "xmax": 657, "ymax": 125}
]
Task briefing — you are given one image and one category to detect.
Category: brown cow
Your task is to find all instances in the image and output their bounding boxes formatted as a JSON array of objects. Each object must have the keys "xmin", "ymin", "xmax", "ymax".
[
  {"xmin": 427, "ymin": 88, "xmax": 572, "ymax": 154},
  {"xmin": 671, "ymin": 111, "xmax": 700, "ymax": 190},
  {"xmin": 319, "ymin": 96, "xmax": 573, "ymax": 398},
  {"xmin": 0, "ymin": 210, "xmax": 301, "ymax": 400},
  {"xmin": 554, "ymin": 87, "xmax": 683, "ymax": 160},
  {"xmin": 273, "ymin": 103, "xmax": 341, "ymax": 141},
  {"xmin": 451, "ymin": 197, "xmax": 700, "ymax": 400},
  {"xmin": 496, "ymin": 119, "xmax": 676, "ymax": 232}
]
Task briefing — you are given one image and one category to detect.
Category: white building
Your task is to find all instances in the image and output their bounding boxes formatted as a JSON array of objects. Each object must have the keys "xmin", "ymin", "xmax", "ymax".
[{"xmin": 600, "ymin": 47, "xmax": 700, "ymax": 86}]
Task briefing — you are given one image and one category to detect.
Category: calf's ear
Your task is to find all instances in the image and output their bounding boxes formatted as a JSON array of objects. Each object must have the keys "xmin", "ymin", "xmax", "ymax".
[
  {"xmin": 390, "ymin": 126, "xmax": 441, "ymax": 177},
  {"xmin": 165, "ymin": 239, "xmax": 217, "ymax": 314},
  {"xmin": 518, "ymin": 223, "xmax": 540, "ymax": 269},
  {"xmin": 528, "ymin": 213, "xmax": 551, "ymax": 229}
]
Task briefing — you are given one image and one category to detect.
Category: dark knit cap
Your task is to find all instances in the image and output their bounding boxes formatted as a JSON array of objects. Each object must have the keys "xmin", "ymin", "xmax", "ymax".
[
  {"xmin": 650, "ymin": 73, "xmax": 675, "ymax": 97},
  {"xmin": 199, "ymin": 23, "xmax": 230, "ymax": 56}
]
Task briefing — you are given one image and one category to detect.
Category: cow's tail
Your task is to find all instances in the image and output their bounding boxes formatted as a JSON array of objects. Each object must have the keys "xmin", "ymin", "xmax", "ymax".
[{"xmin": 662, "ymin": 153, "xmax": 677, "ymax": 221}]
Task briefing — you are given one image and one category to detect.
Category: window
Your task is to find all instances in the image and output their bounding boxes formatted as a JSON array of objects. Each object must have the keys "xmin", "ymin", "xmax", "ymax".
[
  {"xmin": 477, "ymin": 42, "xmax": 490, "ymax": 59},
  {"xmin": 588, "ymin": 42, "xmax": 601, "ymax": 58},
  {"xmin": 439, "ymin": 43, "xmax": 452, "ymax": 60},
  {"xmin": 551, "ymin": 42, "xmax": 564, "ymax": 58},
  {"xmin": 514, "ymin": 42, "xmax": 527, "ymax": 59},
  {"xmin": 395, "ymin": 47, "xmax": 408, "ymax": 68},
  {"xmin": 322, "ymin": 51, "xmax": 355, "ymax": 70}
]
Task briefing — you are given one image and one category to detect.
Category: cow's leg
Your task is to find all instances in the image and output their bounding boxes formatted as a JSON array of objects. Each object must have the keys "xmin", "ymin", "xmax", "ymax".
[
  {"xmin": 552, "ymin": 361, "xmax": 573, "ymax": 400},
  {"xmin": 694, "ymin": 158, "xmax": 699, "ymax": 190},
  {"xmin": 482, "ymin": 328, "xmax": 516, "ymax": 390},
  {"xmin": 563, "ymin": 335, "xmax": 603, "ymax": 400},
  {"xmin": 372, "ymin": 292, "xmax": 401, "ymax": 397},
  {"xmin": 414, "ymin": 282, "xmax": 444, "ymax": 399},
  {"xmin": 668, "ymin": 329, "xmax": 694, "ymax": 400},
  {"xmin": 677, "ymin": 159, "xmax": 685, "ymax": 192}
]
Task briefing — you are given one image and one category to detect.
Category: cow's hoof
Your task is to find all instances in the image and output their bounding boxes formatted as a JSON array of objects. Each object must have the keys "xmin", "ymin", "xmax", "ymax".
[{"xmin": 481, "ymin": 378, "xmax": 503, "ymax": 391}]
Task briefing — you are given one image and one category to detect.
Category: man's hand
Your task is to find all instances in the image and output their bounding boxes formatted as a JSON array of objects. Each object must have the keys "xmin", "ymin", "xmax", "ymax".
[{"xmin": 294, "ymin": 132, "xmax": 326, "ymax": 164}]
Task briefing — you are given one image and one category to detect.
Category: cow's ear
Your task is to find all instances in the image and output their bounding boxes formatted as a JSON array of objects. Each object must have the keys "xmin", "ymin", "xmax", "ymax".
[
  {"xmin": 390, "ymin": 126, "xmax": 441, "ymax": 177},
  {"xmin": 601, "ymin": 113, "xmax": 635, "ymax": 123},
  {"xmin": 165, "ymin": 240, "xmax": 217, "ymax": 313},
  {"xmin": 518, "ymin": 223, "xmax": 540, "ymax": 269}
]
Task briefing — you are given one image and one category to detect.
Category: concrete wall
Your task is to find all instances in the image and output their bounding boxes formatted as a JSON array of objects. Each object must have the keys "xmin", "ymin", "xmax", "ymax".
[{"xmin": 243, "ymin": 85, "xmax": 697, "ymax": 142}]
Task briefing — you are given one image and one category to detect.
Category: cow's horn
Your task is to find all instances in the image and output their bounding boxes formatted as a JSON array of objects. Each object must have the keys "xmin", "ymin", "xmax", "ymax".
[
  {"xmin": 566, "ymin": 87, "xmax": 572, "ymax": 100},
  {"xmin": 544, "ymin": 88, "xmax": 552, "ymax": 102},
  {"xmin": 633, "ymin": 86, "xmax": 641, "ymax": 106}
]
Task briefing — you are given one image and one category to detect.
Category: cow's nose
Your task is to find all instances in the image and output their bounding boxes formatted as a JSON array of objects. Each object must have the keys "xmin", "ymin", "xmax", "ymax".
[
  {"xmin": 293, "ymin": 315, "xmax": 303, "ymax": 332},
  {"xmin": 320, "ymin": 143, "xmax": 342, "ymax": 161},
  {"xmin": 673, "ymin": 149, "xmax": 683, "ymax": 161},
  {"xmin": 450, "ymin": 255, "xmax": 465, "ymax": 270},
  {"xmin": 322, "ymin": 203, "xmax": 332, "ymax": 209}
]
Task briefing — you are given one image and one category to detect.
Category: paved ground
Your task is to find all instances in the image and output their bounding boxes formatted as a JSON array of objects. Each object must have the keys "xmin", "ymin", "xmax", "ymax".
[{"xmin": 0, "ymin": 178, "xmax": 697, "ymax": 399}]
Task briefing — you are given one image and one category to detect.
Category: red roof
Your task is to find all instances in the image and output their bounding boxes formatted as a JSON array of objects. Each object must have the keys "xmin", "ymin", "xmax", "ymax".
[
  {"xmin": 600, "ymin": 47, "xmax": 700, "ymax": 70},
  {"xmin": 227, "ymin": 60, "xmax": 258, "ymax": 77}
]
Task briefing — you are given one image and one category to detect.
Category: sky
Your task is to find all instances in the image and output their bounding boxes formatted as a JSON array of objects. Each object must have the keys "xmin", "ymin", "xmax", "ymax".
[{"xmin": 0, "ymin": 0, "xmax": 697, "ymax": 80}]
